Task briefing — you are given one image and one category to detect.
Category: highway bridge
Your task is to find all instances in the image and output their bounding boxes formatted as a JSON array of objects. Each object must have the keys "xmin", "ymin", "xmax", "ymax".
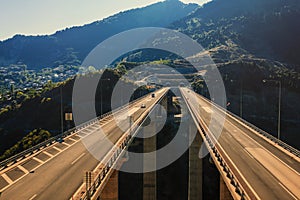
[
  {"xmin": 0, "ymin": 88, "xmax": 168, "ymax": 200},
  {"xmin": 180, "ymin": 88, "xmax": 300, "ymax": 200},
  {"xmin": 0, "ymin": 87, "xmax": 299, "ymax": 200}
]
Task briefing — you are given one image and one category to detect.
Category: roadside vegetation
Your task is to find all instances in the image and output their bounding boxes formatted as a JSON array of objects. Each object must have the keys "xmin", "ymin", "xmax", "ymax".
[
  {"xmin": 0, "ymin": 66, "xmax": 150, "ymax": 160},
  {"xmin": 0, "ymin": 129, "xmax": 51, "ymax": 161}
]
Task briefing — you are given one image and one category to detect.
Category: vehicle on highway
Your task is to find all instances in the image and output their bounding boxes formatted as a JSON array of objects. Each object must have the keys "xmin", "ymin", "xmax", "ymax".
[
  {"xmin": 141, "ymin": 104, "xmax": 146, "ymax": 108},
  {"xmin": 56, "ymin": 137, "xmax": 64, "ymax": 143},
  {"xmin": 151, "ymin": 93, "xmax": 155, "ymax": 98}
]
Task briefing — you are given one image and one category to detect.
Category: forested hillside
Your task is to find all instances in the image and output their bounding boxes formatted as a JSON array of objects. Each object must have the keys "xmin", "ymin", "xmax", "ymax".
[{"xmin": 171, "ymin": 0, "xmax": 300, "ymax": 65}]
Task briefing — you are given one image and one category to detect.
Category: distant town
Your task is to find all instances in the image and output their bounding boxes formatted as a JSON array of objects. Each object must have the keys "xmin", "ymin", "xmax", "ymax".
[{"xmin": 0, "ymin": 64, "xmax": 79, "ymax": 100}]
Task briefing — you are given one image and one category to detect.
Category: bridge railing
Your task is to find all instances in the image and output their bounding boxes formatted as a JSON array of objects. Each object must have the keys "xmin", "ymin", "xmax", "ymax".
[
  {"xmin": 76, "ymin": 90, "xmax": 167, "ymax": 200},
  {"xmin": 0, "ymin": 91, "xmax": 153, "ymax": 171},
  {"xmin": 181, "ymin": 91, "xmax": 252, "ymax": 200},
  {"xmin": 81, "ymin": 135, "xmax": 132, "ymax": 200},
  {"xmin": 195, "ymin": 91, "xmax": 300, "ymax": 158}
]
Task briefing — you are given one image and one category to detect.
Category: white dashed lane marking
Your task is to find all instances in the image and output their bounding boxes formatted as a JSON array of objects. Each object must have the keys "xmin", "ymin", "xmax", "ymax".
[{"xmin": 71, "ymin": 153, "xmax": 86, "ymax": 165}]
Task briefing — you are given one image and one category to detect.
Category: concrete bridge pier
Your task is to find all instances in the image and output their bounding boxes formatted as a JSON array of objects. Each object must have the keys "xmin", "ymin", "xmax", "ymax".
[
  {"xmin": 142, "ymin": 118, "xmax": 158, "ymax": 200},
  {"xmin": 97, "ymin": 155, "xmax": 128, "ymax": 200},
  {"xmin": 99, "ymin": 169, "xmax": 119, "ymax": 200},
  {"xmin": 188, "ymin": 120, "xmax": 203, "ymax": 200},
  {"xmin": 143, "ymin": 95, "xmax": 169, "ymax": 200},
  {"xmin": 158, "ymin": 94, "xmax": 168, "ymax": 116}
]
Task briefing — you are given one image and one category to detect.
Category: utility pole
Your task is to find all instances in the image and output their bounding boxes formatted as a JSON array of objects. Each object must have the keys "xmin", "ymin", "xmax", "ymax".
[
  {"xmin": 240, "ymin": 80, "xmax": 243, "ymax": 118},
  {"xmin": 60, "ymin": 86, "xmax": 64, "ymax": 134},
  {"xmin": 230, "ymin": 79, "xmax": 244, "ymax": 117},
  {"xmin": 262, "ymin": 79, "xmax": 282, "ymax": 140}
]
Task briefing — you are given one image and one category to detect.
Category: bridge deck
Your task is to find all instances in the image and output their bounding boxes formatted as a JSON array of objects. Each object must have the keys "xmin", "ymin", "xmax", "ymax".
[
  {"xmin": 181, "ymin": 88, "xmax": 300, "ymax": 200},
  {"xmin": 0, "ymin": 89, "xmax": 168, "ymax": 200}
]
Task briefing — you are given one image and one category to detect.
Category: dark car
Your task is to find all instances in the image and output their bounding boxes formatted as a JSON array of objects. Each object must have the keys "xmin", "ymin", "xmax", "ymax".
[{"xmin": 56, "ymin": 137, "xmax": 64, "ymax": 143}]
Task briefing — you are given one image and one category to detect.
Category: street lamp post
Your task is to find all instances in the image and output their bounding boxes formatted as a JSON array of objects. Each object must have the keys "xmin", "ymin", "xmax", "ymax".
[
  {"xmin": 60, "ymin": 86, "xmax": 64, "ymax": 135},
  {"xmin": 262, "ymin": 79, "xmax": 282, "ymax": 140},
  {"xmin": 100, "ymin": 81, "xmax": 102, "ymax": 115},
  {"xmin": 230, "ymin": 79, "xmax": 243, "ymax": 118},
  {"xmin": 240, "ymin": 80, "xmax": 243, "ymax": 118}
]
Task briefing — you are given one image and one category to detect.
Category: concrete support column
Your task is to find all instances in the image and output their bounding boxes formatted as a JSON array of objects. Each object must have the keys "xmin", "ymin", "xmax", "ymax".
[
  {"xmin": 220, "ymin": 175, "xmax": 233, "ymax": 200},
  {"xmin": 100, "ymin": 170, "xmax": 119, "ymax": 200},
  {"xmin": 143, "ymin": 117, "xmax": 157, "ymax": 200},
  {"xmin": 188, "ymin": 121, "xmax": 203, "ymax": 200},
  {"xmin": 158, "ymin": 95, "xmax": 168, "ymax": 116}
]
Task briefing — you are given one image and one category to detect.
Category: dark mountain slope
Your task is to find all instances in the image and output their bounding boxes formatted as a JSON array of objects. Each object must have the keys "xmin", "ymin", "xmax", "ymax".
[
  {"xmin": 0, "ymin": 0, "xmax": 198, "ymax": 69},
  {"xmin": 171, "ymin": 0, "xmax": 300, "ymax": 65}
]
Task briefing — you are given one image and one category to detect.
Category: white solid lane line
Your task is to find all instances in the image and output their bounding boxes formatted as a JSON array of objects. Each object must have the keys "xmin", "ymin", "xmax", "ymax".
[
  {"xmin": 28, "ymin": 194, "xmax": 37, "ymax": 200},
  {"xmin": 71, "ymin": 153, "xmax": 86, "ymax": 165},
  {"xmin": 279, "ymin": 182, "xmax": 298, "ymax": 200},
  {"xmin": 243, "ymin": 148, "xmax": 254, "ymax": 159}
]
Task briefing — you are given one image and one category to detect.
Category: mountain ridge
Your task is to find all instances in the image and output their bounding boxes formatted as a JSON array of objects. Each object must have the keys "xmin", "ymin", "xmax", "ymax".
[{"xmin": 0, "ymin": 0, "xmax": 198, "ymax": 69}]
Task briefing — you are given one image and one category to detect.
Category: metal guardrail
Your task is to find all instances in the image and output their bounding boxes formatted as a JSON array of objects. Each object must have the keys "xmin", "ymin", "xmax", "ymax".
[
  {"xmin": 81, "ymin": 135, "xmax": 131, "ymax": 200},
  {"xmin": 196, "ymin": 92, "xmax": 300, "ymax": 158},
  {"xmin": 0, "ymin": 92, "xmax": 152, "ymax": 171}
]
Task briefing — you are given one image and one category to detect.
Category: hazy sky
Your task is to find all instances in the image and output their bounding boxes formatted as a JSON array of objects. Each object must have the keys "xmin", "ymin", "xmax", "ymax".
[{"xmin": 0, "ymin": 0, "xmax": 210, "ymax": 41}]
